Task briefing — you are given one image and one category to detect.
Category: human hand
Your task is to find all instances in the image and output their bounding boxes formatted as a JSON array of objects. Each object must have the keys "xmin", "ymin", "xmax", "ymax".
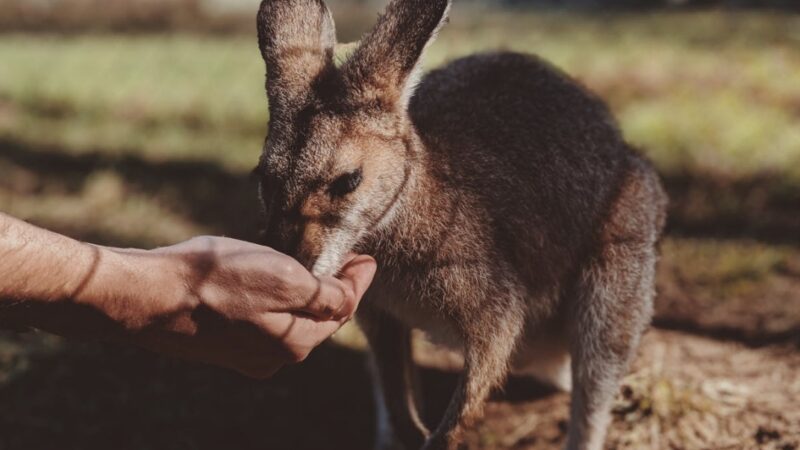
[{"xmin": 94, "ymin": 237, "xmax": 377, "ymax": 378}]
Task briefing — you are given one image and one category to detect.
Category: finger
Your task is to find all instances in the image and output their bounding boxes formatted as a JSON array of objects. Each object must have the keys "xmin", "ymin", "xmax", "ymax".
[
  {"xmin": 334, "ymin": 254, "xmax": 377, "ymax": 318},
  {"xmin": 282, "ymin": 314, "xmax": 346, "ymax": 348},
  {"xmin": 258, "ymin": 311, "xmax": 341, "ymax": 360},
  {"xmin": 299, "ymin": 254, "xmax": 376, "ymax": 320},
  {"xmin": 263, "ymin": 254, "xmax": 324, "ymax": 310},
  {"xmin": 295, "ymin": 276, "xmax": 348, "ymax": 320}
]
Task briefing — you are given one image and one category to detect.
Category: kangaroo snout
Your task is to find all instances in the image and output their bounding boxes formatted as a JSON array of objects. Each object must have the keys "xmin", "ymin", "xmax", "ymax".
[
  {"xmin": 260, "ymin": 216, "xmax": 313, "ymax": 265},
  {"xmin": 262, "ymin": 214, "xmax": 356, "ymax": 277}
]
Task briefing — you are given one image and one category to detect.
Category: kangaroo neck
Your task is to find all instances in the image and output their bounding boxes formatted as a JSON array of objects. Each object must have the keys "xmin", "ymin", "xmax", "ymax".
[{"xmin": 370, "ymin": 130, "xmax": 456, "ymax": 263}]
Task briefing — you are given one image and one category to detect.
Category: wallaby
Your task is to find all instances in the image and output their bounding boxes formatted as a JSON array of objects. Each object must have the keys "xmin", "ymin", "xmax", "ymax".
[{"xmin": 254, "ymin": 0, "xmax": 668, "ymax": 449}]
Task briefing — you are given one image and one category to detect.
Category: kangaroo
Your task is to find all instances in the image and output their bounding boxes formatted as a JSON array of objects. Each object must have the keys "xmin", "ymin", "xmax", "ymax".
[{"xmin": 254, "ymin": 1, "xmax": 668, "ymax": 449}]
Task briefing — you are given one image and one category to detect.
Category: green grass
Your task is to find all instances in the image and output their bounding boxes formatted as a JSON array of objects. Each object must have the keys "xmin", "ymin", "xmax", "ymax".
[
  {"xmin": 432, "ymin": 12, "xmax": 800, "ymax": 179},
  {"xmin": 1, "ymin": 11, "xmax": 800, "ymax": 177},
  {"xmin": 0, "ymin": 34, "xmax": 267, "ymax": 170},
  {"xmin": 0, "ymin": 10, "xmax": 798, "ymax": 291},
  {"xmin": 0, "ymin": 10, "xmax": 799, "ymax": 322}
]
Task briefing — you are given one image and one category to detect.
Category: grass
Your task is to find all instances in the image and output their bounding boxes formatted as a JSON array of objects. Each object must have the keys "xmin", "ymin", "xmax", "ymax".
[
  {"xmin": 434, "ymin": 12, "xmax": 800, "ymax": 179},
  {"xmin": 1, "ymin": 11, "xmax": 800, "ymax": 177},
  {"xmin": 1, "ymin": 9, "xmax": 798, "ymax": 337},
  {"xmin": 0, "ymin": 10, "xmax": 800, "ymax": 450},
  {"xmin": 0, "ymin": 8, "xmax": 797, "ymax": 313},
  {"xmin": 656, "ymin": 238, "xmax": 800, "ymax": 341},
  {"xmin": 0, "ymin": 11, "xmax": 799, "ymax": 449},
  {"xmin": 0, "ymin": 12, "xmax": 798, "ymax": 244},
  {"xmin": 0, "ymin": 34, "xmax": 267, "ymax": 170}
]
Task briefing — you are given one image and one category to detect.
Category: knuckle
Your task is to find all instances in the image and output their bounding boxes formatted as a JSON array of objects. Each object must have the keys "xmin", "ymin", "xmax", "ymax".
[
  {"xmin": 335, "ymin": 289, "xmax": 357, "ymax": 318},
  {"xmin": 277, "ymin": 259, "xmax": 301, "ymax": 280},
  {"xmin": 315, "ymin": 302, "xmax": 336, "ymax": 320},
  {"xmin": 281, "ymin": 261, "xmax": 296, "ymax": 277},
  {"xmin": 312, "ymin": 286, "xmax": 344, "ymax": 319},
  {"xmin": 189, "ymin": 235, "xmax": 214, "ymax": 247}
]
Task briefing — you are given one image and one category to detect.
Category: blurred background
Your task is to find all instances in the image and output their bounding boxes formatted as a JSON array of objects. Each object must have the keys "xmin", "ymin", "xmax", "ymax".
[{"xmin": 0, "ymin": 0, "xmax": 798, "ymax": 449}]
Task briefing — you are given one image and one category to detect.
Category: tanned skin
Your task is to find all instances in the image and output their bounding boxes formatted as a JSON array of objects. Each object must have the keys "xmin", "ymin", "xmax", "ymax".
[{"xmin": 0, "ymin": 212, "xmax": 376, "ymax": 378}]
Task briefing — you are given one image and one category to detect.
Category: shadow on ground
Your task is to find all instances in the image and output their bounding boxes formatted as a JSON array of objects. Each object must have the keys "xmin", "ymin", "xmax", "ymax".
[
  {"xmin": 0, "ymin": 340, "xmax": 373, "ymax": 450},
  {"xmin": 0, "ymin": 138, "xmax": 263, "ymax": 245},
  {"xmin": 664, "ymin": 172, "xmax": 800, "ymax": 246},
  {"xmin": 2, "ymin": 137, "xmax": 800, "ymax": 344},
  {"xmin": 0, "ymin": 335, "xmax": 559, "ymax": 450},
  {"xmin": 3, "ymin": 137, "xmax": 799, "ymax": 246}
]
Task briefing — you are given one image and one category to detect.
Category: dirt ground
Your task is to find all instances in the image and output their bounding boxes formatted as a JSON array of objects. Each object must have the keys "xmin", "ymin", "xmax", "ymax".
[
  {"xmin": 462, "ymin": 330, "xmax": 800, "ymax": 450},
  {"xmin": 0, "ymin": 327, "xmax": 796, "ymax": 450}
]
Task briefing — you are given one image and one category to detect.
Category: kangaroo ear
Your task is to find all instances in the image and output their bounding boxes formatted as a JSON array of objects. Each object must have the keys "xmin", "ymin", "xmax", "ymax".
[
  {"xmin": 343, "ymin": 0, "xmax": 450, "ymax": 111},
  {"xmin": 257, "ymin": 0, "xmax": 337, "ymax": 114}
]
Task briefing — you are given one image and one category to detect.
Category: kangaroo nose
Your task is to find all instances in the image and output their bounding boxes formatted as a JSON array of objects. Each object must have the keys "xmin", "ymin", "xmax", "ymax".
[{"xmin": 262, "ymin": 218, "xmax": 301, "ymax": 255}]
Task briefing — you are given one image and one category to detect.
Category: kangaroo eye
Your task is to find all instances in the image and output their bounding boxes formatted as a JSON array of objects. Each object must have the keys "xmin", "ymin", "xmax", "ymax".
[{"xmin": 328, "ymin": 168, "xmax": 363, "ymax": 198}]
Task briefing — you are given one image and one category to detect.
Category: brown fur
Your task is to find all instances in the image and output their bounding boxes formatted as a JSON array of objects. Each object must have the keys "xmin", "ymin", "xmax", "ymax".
[{"xmin": 254, "ymin": 1, "xmax": 668, "ymax": 449}]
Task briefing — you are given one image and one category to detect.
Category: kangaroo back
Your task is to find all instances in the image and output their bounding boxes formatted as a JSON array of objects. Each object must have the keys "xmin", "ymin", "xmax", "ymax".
[{"xmin": 254, "ymin": 1, "xmax": 667, "ymax": 449}]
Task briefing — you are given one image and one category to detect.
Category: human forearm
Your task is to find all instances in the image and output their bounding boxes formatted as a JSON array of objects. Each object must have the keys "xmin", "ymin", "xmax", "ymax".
[
  {"xmin": 0, "ymin": 213, "xmax": 376, "ymax": 377},
  {"xmin": 0, "ymin": 213, "xmax": 105, "ymax": 332},
  {"xmin": 0, "ymin": 213, "xmax": 96, "ymax": 306},
  {"xmin": 0, "ymin": 213, "xmax": 175, "ymax": 337}
]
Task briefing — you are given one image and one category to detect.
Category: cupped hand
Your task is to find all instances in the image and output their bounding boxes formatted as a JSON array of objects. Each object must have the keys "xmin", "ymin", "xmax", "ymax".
[{"xmin": 113, "ymin": 237, "xmax": 376, "ymax": 379}]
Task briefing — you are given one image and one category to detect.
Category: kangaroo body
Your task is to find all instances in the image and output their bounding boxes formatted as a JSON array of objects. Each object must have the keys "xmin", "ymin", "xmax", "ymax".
[
  {"xmin": 358, "ymin": 52, "xmax": 666, "ymax": 449},
  {"xmin": 254, "ymin": 1, "xmax": 667, "ymax": 449}
]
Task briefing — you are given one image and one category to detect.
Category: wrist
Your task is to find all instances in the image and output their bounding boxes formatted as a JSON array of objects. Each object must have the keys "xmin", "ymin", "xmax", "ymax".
[{"xmin": 73, "ymin": 246, "xmax": 197, "ymax": 336}]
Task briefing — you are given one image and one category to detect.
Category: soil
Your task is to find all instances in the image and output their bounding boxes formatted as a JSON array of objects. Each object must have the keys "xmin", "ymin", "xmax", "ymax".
[
  {"xmin": 1, "ymin": 324, "xmax": 797, "ymax": 450},
  {"xmin": 462, "ymin": 330, "xmax": 800, "ymax": 450}
]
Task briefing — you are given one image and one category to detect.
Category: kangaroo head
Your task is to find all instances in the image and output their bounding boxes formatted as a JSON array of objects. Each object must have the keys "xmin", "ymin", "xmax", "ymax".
[{"xmin": 255, "ymin": 0, "xmax": 450, "ymax": 276}]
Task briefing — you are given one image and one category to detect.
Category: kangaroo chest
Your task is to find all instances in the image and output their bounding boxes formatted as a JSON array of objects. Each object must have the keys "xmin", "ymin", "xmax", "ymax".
[{"xmin": 368, "ymin": 271, "xmax": 465, "ymax": 351}]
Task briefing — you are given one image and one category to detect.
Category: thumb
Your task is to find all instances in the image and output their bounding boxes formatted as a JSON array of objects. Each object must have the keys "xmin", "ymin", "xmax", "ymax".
[{"xmin": 331, "ymin": 254, "xmax": 377, "ymax": 320}]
